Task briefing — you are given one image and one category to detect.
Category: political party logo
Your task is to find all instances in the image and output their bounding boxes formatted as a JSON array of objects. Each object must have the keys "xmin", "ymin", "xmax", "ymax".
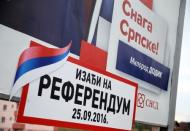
[
  {"xmin": 137, "ymin": 93, "xmax": 145, "ymax": 108},
  {"xmin": 10, "ymin": 41, "xmax": 71, "ymax": 100},
  {"xmin": 137, "ymin": 93, "xmax": 159, "ymax": 110}
]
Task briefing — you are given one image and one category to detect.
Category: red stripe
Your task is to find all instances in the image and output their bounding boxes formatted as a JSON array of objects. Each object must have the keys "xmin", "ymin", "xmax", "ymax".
[
  {"xmin": 140, "ymin": 0, "xmax": 153, "ymax": 10},
  {"xmin": 17, "ymin": 41, "xmax": 71, "ymax": 67}
]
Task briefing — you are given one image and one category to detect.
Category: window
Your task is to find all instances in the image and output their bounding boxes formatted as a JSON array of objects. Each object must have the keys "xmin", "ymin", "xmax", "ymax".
[
  {"xmin": 10, "ymin": 117, "xmax": 12, "ymax": 121},
  {"xmin": 11, "ymin": 104, "xmax": 14, "ymax": 108},
  {"xmin": 1, "ymin": 117, "xmax": 5, "ymax": 123},
  {"xmin": 3, "ymin": 105, "xmax": 7, "ymax": 111}
]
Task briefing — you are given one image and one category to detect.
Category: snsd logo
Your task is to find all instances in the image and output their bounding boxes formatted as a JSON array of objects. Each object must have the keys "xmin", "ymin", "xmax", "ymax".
[
  {"xmin": 137, "ymin": 93, "xmax": 145, "ymax": 108},
  {"xmin": 137, "ymin": 93, "xmax": 159, "ymax": 110}
]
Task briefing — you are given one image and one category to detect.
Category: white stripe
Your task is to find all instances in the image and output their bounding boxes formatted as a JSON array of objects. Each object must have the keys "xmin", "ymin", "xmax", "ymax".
[{"xmin": 87, "ymin": 0, "xmax": 102, "ymax": 43}]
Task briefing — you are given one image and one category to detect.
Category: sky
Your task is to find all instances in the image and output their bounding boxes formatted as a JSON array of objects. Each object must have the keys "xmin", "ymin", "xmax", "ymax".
[{"xmin": 175, "ymin": 0, "xmax": 190, "ymax": 122}]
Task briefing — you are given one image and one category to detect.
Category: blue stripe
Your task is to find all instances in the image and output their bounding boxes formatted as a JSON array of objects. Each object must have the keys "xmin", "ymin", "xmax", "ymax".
[
  {"xmin": 14, "ymin": 50, "xmax": 69, "ymax": 84},
  {"xmin": 99, "ymin": 0, "xmax": 114, "ymax": 22}
]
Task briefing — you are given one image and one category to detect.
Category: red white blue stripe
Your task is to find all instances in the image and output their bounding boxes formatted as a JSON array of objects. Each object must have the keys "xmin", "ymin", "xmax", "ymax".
[{"xmin": 10, "ymin": 41, "xmax": 71, "ymax": 99}]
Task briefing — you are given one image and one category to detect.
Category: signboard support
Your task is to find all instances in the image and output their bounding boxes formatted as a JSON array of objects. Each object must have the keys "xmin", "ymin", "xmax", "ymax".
[
  {"xmin": 0, "ymin": 93, "xmax": 19, "ymax": 102},
  {"xmin": 167, "ymin": 0, "xmax": 186, "ymax": 131}
]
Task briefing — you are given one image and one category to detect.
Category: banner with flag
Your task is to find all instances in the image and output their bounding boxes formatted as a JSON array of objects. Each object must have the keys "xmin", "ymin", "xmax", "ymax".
[{"xmin": 10, "ymin": 41, "xmax": 71, "ymax": 99}]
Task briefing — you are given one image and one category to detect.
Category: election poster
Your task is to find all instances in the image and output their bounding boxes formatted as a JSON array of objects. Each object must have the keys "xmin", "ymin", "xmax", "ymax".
[
  {"xmin": 15, "ymin": 41, "xmax": 137, "ymax": 130},
  {"xmin": 0, "ymin": 0, "xmax": 185, "ymax": 129},
  {"xmin": 88, "ymin": 0, "xmax": 183, "ymax": 127},
  {"xmin": 107, "ymin": 0, "xmax": 169, "ymax": 92}
]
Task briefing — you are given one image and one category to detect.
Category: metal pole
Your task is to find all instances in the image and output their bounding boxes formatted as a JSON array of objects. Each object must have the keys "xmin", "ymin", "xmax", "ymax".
[{"xmin": 167, "ymin": 0, "xmax": 186, "ymax": 131}]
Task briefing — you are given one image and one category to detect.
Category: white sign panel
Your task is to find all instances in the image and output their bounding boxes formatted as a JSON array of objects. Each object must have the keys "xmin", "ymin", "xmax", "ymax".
[
  {"xmin": 107, "ymin": 0, "xmax": 167, "ymax": 67},
  {"xmin": 105, "ymin": 0, "xmax": 181, "ymax": 126},
  {"xmin": 17, "ymin": 55, "xmax": 137, "ymax": 131}
]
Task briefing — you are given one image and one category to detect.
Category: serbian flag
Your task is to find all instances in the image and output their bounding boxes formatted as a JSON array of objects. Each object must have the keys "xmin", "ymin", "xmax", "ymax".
[{"xmin": 10, "ymin": 41, "xmax": 71, "ymax": 100}]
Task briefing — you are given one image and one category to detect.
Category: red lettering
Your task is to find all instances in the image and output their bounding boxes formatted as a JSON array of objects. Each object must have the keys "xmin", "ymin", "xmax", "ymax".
[
  {"xmin": 151, "ymin": 43, "xmax": 157, "ymax": 54},
  {"xmin": 122, "ymin": 0, "xmax": 153, "ymax": 33},
  {"xmin": 128, "ymin": 28, "xmax": 135, "ymax": 43},
  {"xmin": 131, "ymin": 9, "xmax": 137, "ymax": 21},
  {"xmin": 135, "ymin": 32, "xmax": 141, "ymax": 44},
  {"xmin": 120, "ymin": 19, "xmax": 129, "ymax": 36},
  {"xmin": 122, "ymin": 0, "xmax": 131, "ymax": 16},
  {"xmin": 146, "ymin": 39, "xmax": 152, "ymax": 51},
  {"xmin": 146, "ymin": 99, "xmax": 158, "ymax": 110},
  {"xmin": 120, "ymin": 20, "xmax": 158, "ymax": 55},
  {"xmin": 141, "ymin": 36, "xmax": 147, "ymax": 47},
  {"xmin": 137, "ymin": 14, "xmax": 143, "ymax": 26}
]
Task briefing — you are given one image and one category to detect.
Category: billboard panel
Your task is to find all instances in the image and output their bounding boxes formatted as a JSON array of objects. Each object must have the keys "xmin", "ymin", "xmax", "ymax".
[
  {"xmin": 0, "ymin": 0, "xmax": 185, "ymax": 128},
  {"xmin": 16, "ymin": 47, "xmax": 137, "ymax": 130},
  {"xmin": 88, "ymin": 0, "xmax": 182, "ymax": 126}
]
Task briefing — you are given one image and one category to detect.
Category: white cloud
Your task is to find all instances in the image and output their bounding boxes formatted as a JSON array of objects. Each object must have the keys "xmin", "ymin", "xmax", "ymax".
[
  {"xmin": 175, "ymin": 91, "xmax": 190, "ymax": 122},
  {"xmin": 175, "ymin": 112, "xmax": 190, "ymax": 122},
  {"xmin": 177, "ymin": 77, "xmax": 190, "ymax": 93}
]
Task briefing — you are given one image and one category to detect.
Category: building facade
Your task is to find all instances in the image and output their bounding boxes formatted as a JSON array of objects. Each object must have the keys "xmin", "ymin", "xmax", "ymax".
[{"xmin": 0, "ymin": 99, "xmax": 54, "ymax": 131}]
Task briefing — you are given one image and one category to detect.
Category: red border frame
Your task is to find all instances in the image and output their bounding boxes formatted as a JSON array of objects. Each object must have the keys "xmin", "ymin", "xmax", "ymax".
[{"xmin": 17, "ymin": 57, "xmax": 138, "ymax": 131}]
